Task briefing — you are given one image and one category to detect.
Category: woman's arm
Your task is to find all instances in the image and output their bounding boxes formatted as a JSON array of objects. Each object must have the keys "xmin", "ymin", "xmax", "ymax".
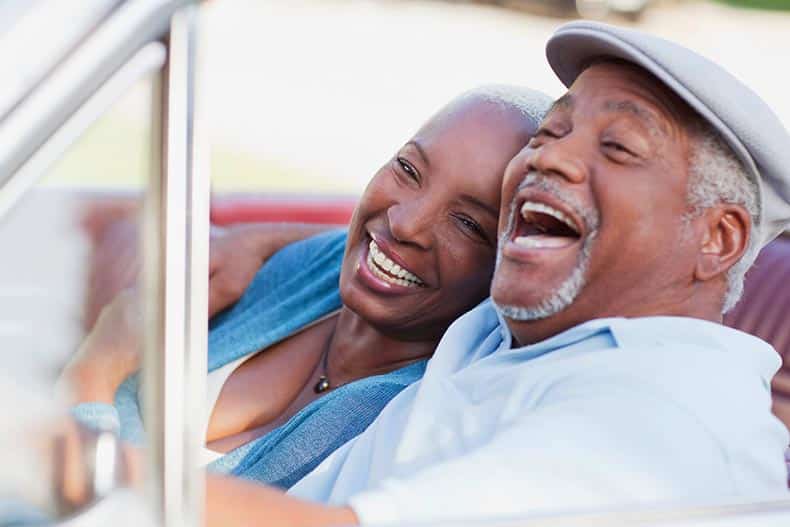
[
  {"xmin": 59, "ymin": 290, "xmax": 142, "ymax": 404},
  {"xmin": 208, "ymin": 223, "xmax": 337, "ymax": 317},
  {"xmin": 206, "ymin": 474, "xmax": 358, "ymax": 527},
  {"xmin": 85, "ymin": 218, "xmax": 336, "ymax": 329},
  {"xmin": 65, "ymin": 220, "xmax": 336, "ymax": 401}
]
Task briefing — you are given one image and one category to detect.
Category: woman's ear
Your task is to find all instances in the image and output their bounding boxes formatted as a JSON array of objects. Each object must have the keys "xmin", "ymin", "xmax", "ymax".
[{"xmin": 694, "ymin": 204, "xmax": 751, "ymax": 282}]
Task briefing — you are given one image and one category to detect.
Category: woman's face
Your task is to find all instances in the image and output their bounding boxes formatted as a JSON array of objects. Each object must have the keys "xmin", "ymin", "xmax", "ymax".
[{"xmin": 339, "ymin": 96, "xmax": 538, "ymax": 341}]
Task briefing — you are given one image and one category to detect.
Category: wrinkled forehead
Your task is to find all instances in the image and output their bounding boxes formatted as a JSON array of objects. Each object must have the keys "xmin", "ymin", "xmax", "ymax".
[{"xmin": 555, "ymin": 60, "xmax": 696, "ymax": 137}]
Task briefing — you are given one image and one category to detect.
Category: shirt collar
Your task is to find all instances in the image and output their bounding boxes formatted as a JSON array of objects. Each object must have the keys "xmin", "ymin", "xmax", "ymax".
[
  {"xmin": 494, "ymin": 308, "xmax": 780, "ymax": 382},
  {"xmin": 494, "ymin": 306, "xmax": 621, "ymax": 356}
]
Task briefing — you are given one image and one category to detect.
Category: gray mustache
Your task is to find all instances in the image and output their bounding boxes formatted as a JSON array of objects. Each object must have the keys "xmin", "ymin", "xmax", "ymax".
[{"xmin": 514, "ymin": 172, "xmax": 600, "ymax": 233}]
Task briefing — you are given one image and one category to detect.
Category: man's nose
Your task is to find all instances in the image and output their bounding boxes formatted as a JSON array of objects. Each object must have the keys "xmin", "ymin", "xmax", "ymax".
[
  {"xmin": 387, "ymin": 199, "xmax": 434, "ymax": 250},
  {"xmin": 526, "ymin": 136, "xmax": 588, "ymax": 185}
]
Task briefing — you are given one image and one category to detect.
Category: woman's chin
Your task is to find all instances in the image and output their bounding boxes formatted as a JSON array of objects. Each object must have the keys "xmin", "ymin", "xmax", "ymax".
[{"xmin": 339, "ymin": 268, "xmax": 428, "ymax": 333}]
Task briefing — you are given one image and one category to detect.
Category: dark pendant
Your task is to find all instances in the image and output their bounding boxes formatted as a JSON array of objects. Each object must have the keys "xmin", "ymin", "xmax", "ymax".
[{"xmin": 314, "ymin": 375, "xmax": 330, "ymax": 394}]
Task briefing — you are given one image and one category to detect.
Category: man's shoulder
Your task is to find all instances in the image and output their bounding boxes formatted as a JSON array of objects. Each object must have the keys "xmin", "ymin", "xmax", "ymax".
[
  {"xmin": 609, "ymin": 316, "xmax": 771, "ymax": 347},
  {"xmin": 499, "ymin": 316, "xmax": 780, "ymax": 422},
  {"xmin": 605, "ymin": 316, "xmax": 781, "ymax": 380},
  {"xmin": 548, "ymin": 317, "xmax": 780, "ymax": 437}
]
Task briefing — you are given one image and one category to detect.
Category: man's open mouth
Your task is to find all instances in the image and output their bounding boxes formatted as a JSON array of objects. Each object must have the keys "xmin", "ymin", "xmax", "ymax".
[
  {"xmin": 366, "ymin": 240, "xmax": 425, "ymax": 288},
  {"xmin": 512, "ymin": 200, "xmax": 581, "ymax": 249}
]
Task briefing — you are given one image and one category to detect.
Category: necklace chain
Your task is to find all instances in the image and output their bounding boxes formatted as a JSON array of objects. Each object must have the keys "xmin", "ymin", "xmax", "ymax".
[{"xmin": 313, "ymin": 324, "xmax": 337, "ymax": 394}]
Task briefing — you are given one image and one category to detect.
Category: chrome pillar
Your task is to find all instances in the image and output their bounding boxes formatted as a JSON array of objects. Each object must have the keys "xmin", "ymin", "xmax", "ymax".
[{"xmin": 140, "ymin": 4, "xmax": 206, "ymax": 526}]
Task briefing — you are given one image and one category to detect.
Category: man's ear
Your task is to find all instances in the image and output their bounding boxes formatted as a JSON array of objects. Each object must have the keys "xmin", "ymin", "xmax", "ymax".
[{"xmin": 694, "ymin": 204, "xmax": 751, "ymax": 282}]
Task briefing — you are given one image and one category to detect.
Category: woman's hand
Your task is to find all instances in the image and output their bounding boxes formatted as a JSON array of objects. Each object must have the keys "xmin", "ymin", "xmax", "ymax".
[
  {"xmin": 60, "ymin": 289, "xmax": 142, "ymax": 404},
  {"xmin": 208, "ymin": 223, "xmax": 333, "ymax": 317},
  {"xmin": 209, "ymin": 225, "xmax": 272, "ymax": 317}
]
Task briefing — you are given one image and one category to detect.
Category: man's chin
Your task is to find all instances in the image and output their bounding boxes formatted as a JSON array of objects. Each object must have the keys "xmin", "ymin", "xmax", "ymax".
[
  {"xmin": 492, "ymin": 294, "xmax": 572, "ymax": 322},
  {"xmin": 491, "ymin": 228, "xmax": 596, "ymax": 322},
  {"xmin": 491, "ymin": 265, "xmax": 587, "ymax": 322},
  {"xmin": 494, "ymin": 301, "xmax": 554, "ymax": 322}
]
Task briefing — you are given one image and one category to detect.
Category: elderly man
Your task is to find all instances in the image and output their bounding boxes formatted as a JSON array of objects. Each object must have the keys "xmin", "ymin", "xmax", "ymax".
[{"xmin": 202, "ymin": 21, "xmax": 790, "ymax": 526}]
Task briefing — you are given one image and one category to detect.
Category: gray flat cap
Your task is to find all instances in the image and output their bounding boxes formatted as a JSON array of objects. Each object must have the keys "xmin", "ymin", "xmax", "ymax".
[{"xmin": 546, "ymin": 21, "xmax": 790, "ymax": 247}]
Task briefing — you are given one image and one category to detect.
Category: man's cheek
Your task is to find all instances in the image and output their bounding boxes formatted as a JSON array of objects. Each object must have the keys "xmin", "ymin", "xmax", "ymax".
[
  {"xmin": 500, "ymin": 171, "xmax": 521, "ymax": 205},
  {"xmin": 500, "ymin": 153, "xmax": 527, "ymax": 200}
]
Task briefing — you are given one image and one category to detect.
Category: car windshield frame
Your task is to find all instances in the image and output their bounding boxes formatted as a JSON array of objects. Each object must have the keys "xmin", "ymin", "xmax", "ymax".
[{"xmin": 0, "ymin": 1, "xmax": 208, "ymax": 526}]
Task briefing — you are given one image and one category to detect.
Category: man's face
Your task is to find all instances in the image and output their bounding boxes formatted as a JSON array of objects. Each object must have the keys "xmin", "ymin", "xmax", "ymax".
[{"xmin": 491, "ymin": 62, "xmax": 701, "ymax": 345}]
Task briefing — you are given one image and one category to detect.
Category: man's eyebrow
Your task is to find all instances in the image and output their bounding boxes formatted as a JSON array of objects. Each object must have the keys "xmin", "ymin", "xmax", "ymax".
[
  {"xmin": 405, "ymin": 140, "xmax": 431, "ymax": 169},
  {"xmin": 603, "ymin": 100, "xmax": 668, "ymax": 136},
  {"xmin": 546, "ymin": 93, "xmax": 574, "ymax": 117},
  {"xmin": 460, "ymin": 194, "xmax": 498, "ymax": 221}
]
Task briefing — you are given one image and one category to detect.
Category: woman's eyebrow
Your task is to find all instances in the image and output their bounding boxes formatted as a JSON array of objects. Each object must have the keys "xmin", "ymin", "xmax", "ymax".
[
  {"xmin": 460, "ymin": 194, "xmax": 498, "ymax": 220},
  {"xmin": 405, "ymin": 140, "xmax": 431, "ymax": 169}
]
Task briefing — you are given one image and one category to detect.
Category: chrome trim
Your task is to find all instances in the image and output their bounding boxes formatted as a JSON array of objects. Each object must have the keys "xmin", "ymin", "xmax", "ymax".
[
  {"xmin": 92, "ymin": 430, "xmax": 120, "ymax": 499},
  {"xmin": 0, "ymin": 0, "xmax": 123, "ymax": 120},
  {"xmin": 140, "ymin": 62, "xmax": 166, "ymax": 524},
  {"xmin": 182, "ymin": 4, "xmax": 209, "ymax": 525},
  {"xmin": 0, "ymin": 0, "xmax": 189, "ymax": 184},
  {"xmin": 140, "ymin": 4, "xmax": 204, "ymax": 526},
  {"xmin": 0, "ymin": 42, "xmax": 165, "ymax": 219}
]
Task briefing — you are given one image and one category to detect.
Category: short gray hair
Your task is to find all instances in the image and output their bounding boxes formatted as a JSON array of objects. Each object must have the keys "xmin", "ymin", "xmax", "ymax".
[
  {"xmin": 686, "ymin": 120, "xmax": 760, "ymax": 313},
  {"xmin": 456, "ymin": 84, "xmax": 553, "ymax": 128}
]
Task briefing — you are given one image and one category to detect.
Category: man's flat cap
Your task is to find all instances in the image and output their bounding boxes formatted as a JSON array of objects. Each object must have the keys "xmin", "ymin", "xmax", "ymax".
[{"xmin": 546, "ymin": 21, "xmax": 790, "ymax": 247}]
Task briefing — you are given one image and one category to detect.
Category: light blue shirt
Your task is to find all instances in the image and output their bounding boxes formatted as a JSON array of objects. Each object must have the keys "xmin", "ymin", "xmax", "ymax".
[{"xmin": 289, "ymin": 300, "xmax": 789, "ymax": 525}]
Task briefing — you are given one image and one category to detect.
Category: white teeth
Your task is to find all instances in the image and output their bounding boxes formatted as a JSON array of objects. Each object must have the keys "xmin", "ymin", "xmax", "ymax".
[
  {"xmin": 514, "ymin": 236, "xmax": 546, "ymax": 249},
  {"xmin": 520, "ymin": 201, "xmax": 578, "ymax": 233},
  {"xmin": 367, "ymin": 240, "xmax": 424, "ymax": 286}
]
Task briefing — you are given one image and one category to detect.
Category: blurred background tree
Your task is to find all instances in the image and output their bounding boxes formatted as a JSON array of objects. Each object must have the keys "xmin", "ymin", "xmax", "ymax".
[{"xmin": 715, "ymin": 0, "xmax": 790, "ymax": 9}]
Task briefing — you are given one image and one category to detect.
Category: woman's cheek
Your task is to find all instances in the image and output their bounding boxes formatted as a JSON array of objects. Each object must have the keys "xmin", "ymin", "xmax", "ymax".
[
  {"xmin": 354, "ymin": 177, "xmax": 394, "ymax": 221},
  {"xmin": 435, "ymin": 227, "xmax": 466, "ymax": 267},
  {"xmin": 435, "ymin": 229, "xmax": 495, "ymax": 292}
]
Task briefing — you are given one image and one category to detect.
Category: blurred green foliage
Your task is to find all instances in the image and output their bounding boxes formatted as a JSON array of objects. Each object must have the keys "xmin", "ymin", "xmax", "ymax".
[{"xmin": 715, "ymin": 0, "xmax": 790, "ymax": 10}]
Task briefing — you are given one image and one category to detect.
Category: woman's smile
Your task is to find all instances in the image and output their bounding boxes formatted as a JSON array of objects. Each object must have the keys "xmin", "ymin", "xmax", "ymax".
[
  {"xmin": 356, "ymin": 236, "xmax": 427, "ymax": 295},
  {"xmin": 367, "ymin": 240, "xmax": 425, "ymax": 287}
]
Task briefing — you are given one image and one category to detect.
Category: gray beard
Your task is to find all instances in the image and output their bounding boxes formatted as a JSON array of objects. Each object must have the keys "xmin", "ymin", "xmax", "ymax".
[
  {"xmin": 491, "ymin": 172, "xmax": 599, "ymax": 322},
  {"xmin": 493, "ymin": 232, "xmax": 595, "ymax": 321}
]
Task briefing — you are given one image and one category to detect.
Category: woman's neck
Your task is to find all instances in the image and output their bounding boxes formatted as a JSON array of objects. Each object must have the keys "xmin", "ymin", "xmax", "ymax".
[{"xmin": 324, "ymin": 307, "xmax": 437, "ymax": 386}]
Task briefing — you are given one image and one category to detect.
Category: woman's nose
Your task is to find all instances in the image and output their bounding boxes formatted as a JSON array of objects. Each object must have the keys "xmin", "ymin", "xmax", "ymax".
[
  {"xmin": 387, "ymin": 199, "xmax": 434, "ymax": 250},
  {"xmin": 526, "ymin": 137, "xmax": 588, "ymax": 185}
]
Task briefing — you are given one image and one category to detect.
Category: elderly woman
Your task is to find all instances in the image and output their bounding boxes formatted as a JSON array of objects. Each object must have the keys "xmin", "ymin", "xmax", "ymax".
[{"xmin": 60, "ymin": 85, "xmax": 551, "ymax": 490}]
